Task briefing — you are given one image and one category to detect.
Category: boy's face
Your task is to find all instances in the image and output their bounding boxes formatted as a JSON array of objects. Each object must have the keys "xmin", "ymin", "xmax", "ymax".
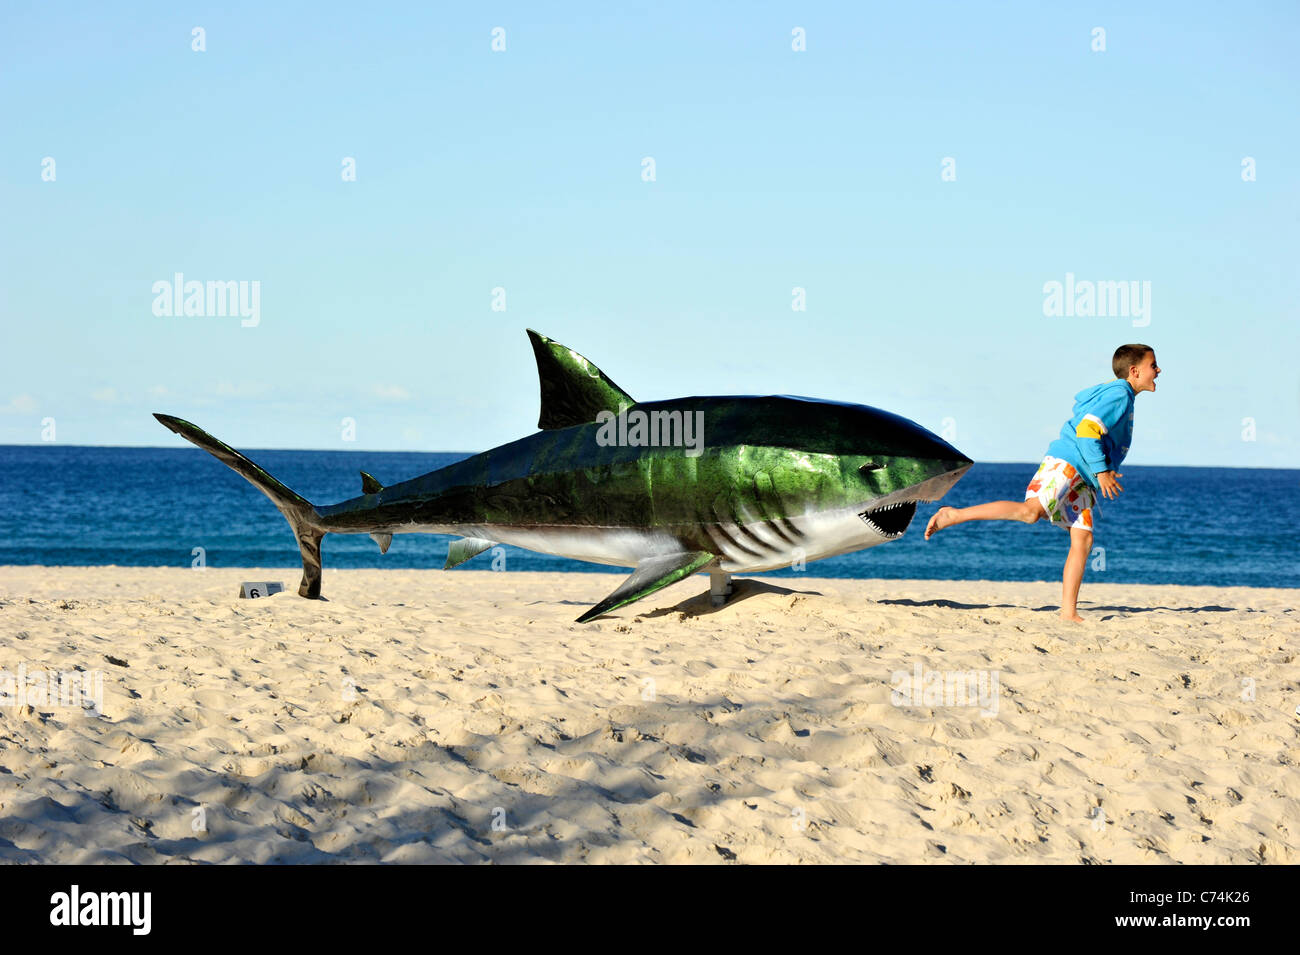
[{"xmin": 1128, "ymin": 351, "xmax": 1160, "ymax": 392}]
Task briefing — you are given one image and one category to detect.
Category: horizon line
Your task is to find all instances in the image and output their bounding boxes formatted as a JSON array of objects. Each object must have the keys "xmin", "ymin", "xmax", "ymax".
[{"xmin": 1, "ymin": 442, "xmax": 1295, "ymax": 471}]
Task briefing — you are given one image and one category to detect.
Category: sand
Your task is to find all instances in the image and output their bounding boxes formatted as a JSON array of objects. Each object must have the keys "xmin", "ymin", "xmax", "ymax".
[{"xmin": 0, "ymin": 565, "xmax": 1296, "ymax": 864}]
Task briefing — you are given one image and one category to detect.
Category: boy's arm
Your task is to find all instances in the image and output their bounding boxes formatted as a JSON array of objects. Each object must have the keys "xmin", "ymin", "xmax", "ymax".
[{"xmin": 1073, "ymin": 392, "xmax": 1128, "ymax": 478}]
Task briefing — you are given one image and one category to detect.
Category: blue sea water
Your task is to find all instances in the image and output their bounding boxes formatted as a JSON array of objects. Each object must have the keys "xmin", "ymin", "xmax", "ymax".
[{"xmin": 0, "ymin": 445, "xmax": 1296, "ymax": 589}]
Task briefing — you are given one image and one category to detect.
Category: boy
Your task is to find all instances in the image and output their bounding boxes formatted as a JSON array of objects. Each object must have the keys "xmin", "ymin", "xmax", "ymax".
[{"xmin": 924, "ymin": 345, "xmax": 1160, "ymax": 622}]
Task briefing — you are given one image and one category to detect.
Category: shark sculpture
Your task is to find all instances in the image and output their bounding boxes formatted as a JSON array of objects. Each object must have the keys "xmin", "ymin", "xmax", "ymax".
[{"xmin": 154, "ymin": 329, "xmax": 972, "ymax": 622}]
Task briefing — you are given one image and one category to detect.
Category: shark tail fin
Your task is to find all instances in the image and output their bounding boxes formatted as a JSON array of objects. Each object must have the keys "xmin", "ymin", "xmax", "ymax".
[{"xmin": 153, "ymin": 413, "xmax": 327, "ymax": 598}]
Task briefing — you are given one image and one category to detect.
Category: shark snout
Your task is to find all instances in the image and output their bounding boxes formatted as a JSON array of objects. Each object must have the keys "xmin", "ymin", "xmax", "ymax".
[{"xmin": 852, "ymin": 422, "xmax": 973, "ymax": 521}]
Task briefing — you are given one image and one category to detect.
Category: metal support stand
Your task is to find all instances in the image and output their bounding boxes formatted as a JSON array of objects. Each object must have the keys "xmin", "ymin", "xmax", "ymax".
[{"xmin": 710, "ymin": 571, "xmax": 734, "ymax": 607}]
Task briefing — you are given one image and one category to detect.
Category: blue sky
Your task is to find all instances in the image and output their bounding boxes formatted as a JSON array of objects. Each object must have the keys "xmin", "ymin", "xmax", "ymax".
[{"xmin": 2, "ymin": 1, "xmax": 1297, "ymax": 466}]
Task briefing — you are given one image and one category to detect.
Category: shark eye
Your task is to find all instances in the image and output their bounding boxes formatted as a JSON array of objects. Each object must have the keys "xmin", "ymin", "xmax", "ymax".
[{"xmin": 860, "ymin": 462, "xmax": 886, "ymax": 474}]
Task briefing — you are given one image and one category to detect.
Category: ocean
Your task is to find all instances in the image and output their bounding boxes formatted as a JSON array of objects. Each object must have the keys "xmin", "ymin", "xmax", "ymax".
[{"xmin": 1, "ymin": 445, "xmax": 1295, "ymax": 589}]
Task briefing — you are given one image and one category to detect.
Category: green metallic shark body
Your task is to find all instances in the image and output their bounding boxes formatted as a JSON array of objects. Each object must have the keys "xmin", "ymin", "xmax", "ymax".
[{"xmin": 155, "ymin": 330, "xmax": 972, "ymax": 622}]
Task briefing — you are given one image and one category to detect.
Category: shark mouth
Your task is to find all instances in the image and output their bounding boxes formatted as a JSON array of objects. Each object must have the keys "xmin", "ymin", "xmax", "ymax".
[{"xmin": 858, "ymin": 500, "xmax": 918, "ymax": 538}]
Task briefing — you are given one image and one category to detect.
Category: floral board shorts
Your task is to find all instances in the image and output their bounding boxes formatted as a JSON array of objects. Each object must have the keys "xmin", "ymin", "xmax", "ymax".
[{"xmin": 1025, "ymin": 456, "xmax": 1097, "ymax": 532}]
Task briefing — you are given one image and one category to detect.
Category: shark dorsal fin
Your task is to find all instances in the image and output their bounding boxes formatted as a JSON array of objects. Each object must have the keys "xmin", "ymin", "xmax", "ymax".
[
  {"xmin": 360, "ymin": 470, "xmax": 384, "ymax": 494},
  {"xmin": 527, "ymin": 329, "xmax": 636, "ymax": 430}
]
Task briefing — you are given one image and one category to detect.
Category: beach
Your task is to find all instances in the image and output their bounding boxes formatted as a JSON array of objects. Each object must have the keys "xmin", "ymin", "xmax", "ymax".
[{"xmin": 1, "ymin": 565, "xmax": 1296, "ymax": 864}]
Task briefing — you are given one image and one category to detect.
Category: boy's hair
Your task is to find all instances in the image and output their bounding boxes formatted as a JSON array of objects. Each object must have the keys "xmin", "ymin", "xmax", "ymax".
[{"xmin": 1112, "ymin": 343, "xmax": 1153, "ymax": 379}]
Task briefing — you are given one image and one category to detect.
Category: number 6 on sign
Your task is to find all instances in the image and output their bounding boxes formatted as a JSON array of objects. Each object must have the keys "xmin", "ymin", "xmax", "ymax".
[{"xmin": 239, "ymin": 582, "xmax": 284, "ymax": 599}]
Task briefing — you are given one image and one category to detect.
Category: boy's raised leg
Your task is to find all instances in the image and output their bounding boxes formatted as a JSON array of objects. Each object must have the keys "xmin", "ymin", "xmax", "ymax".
[
  {"xmin": 925, "ymin": 498, "xmax": 1044, "ymax": 540},
  {"xmin": 1060, "ymin": 527, "xmax": 1092, "ymax": 623}
]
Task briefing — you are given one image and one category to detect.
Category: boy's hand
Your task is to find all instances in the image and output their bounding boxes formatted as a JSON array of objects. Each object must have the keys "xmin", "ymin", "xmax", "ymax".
[{"xmin": 1097, "ymin": 470, "xmax": 1124, "ymax": 499}]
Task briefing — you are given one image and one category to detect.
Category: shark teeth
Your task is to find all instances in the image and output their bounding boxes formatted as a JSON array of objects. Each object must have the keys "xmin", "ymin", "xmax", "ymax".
[{"xmin": 858, "ymin": 500, "xmax": 919, "ymax": 538}]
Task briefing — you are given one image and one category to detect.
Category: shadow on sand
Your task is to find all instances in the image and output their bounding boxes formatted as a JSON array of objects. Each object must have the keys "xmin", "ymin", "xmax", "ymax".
[
  {"xmin": 876, "ymin": 597, "xmax": 1243, "ymax": 615},
  {"xmin": 542, "ymin": 578, "xmax": 825, "ymax": 622},
  {"xmin": 638, "ymin": 578, "xmax": 825, "ymax": 621}
]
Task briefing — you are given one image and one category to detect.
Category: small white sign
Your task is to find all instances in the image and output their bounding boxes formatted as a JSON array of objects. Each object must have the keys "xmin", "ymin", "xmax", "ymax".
[{"xmin": 239, "ymin": 581, "xmax": 284, "ymax": 599}]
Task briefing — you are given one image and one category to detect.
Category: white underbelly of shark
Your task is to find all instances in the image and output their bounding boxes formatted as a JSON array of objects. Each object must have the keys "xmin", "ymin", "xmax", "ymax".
[{"xmin": 402, "ymin": 502, "xmax": 894, "ymax": 574}]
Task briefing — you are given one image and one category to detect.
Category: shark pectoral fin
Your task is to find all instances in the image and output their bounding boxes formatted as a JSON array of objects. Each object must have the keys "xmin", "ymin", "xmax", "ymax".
[
  {"xmin": 444, "ymin": 537, "xmax": 498, "ymax": 569},
  {"xmin": 576, "ymin": 551, "xmax": 716, "ymax": 624},
  {"xmin": 370, "ymin": 532, "xmax": 393, "ymax": 554},
  {"xmin": 360, "ymin": 470, "xmax": 384, "ymax": 494}
]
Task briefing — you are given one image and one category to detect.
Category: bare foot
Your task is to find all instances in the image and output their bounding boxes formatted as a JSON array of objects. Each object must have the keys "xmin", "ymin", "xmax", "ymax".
[
  {"xmin": 925, "ymin": 506, "xmax": 956, "ymax": 540},
  {"xmin": 1059, "ymin": 612, "xmax": 1085, "ymax": 623}
]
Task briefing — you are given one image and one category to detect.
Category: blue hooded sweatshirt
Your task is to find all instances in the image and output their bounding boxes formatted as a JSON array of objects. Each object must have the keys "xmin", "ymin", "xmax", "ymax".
[{"xmin": 1045, "ymin": 379, "xmax": 1136, "ymax": 489}]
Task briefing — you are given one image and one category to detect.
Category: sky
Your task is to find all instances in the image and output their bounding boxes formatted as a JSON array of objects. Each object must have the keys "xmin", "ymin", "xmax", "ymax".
[{"xmin": 2, "ymin": 1, "xmax": 1297, "ymax": 466}]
